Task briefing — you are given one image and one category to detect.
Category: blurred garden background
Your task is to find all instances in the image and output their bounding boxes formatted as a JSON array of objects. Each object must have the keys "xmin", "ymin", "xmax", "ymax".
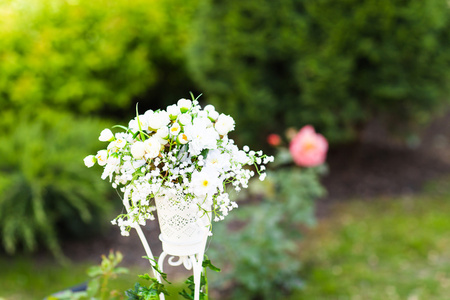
[{"xmin": 1, "ymin": 0, "xmax": 450, "ymax": 299}]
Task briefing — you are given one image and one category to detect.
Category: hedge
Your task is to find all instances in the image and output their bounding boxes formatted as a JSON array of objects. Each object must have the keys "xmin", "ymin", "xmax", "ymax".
[{"xmin": 188, "ymin": 0, "xmax": 450, "ymax": 145}]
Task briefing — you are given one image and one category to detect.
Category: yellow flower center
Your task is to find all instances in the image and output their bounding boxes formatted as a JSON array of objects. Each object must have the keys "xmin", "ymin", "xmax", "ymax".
[{"xmin": 202, "ymin": 180, "xmax": 209, "ymax": 187}]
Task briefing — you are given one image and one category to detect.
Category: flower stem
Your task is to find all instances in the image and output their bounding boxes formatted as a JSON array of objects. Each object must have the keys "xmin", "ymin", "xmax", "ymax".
[{"xmin": 204, "ymin": 264, "xmax": 208, "ymax": 300}]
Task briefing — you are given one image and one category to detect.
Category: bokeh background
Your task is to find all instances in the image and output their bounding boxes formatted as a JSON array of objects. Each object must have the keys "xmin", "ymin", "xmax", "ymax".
[{"xmin": 1, "ymin": 0, "xmax": 450, "ymax": 299}]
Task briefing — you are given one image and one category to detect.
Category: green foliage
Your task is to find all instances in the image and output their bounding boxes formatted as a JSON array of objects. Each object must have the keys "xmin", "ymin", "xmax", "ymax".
[
  {"xmin": 188, "ymin": 0, "xmax": 450, "ymax": 145},
  {"xmin": 179, "ymin": 259, "xmax": 220, "ymax": 300},
  {"xmin": 49, "ymin": 251, "xmax": 129, "ymax": 300},
  {"xmin": 209, "ymin": 162, "xmax": 326, "ymax": 299},
  {"xmin": 0, "ymin": 0, "xmax": 199, "ymax": 115},
  {"xmin": 0, "ymin": 111, "xmax": 112, "ymax": 258},
  {"xmin": 125, "ymin": 275, "xmax": 170, "ymax": 300},
  {"xmin": 125, "ymin": 257, "xmax": 171, "ymax": 300}
]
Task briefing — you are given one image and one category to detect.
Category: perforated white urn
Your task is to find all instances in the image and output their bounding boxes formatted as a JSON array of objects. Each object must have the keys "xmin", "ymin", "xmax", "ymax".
[{"xmin": 154, "ymin": 190, "xmax": 212, "ymax": 256}]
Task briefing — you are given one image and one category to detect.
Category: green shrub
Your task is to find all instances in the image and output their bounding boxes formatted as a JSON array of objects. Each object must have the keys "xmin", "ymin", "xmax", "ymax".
[
  {"xmin": 0, "ymin": 111, "xmax": 112, "ymax": 258},
  {"xmin": 0, "ymin": 0, "xmax": 198, "ymax": 115},
  {"xmin": 188, "ymin": 0, "xmax": 450, "ymax": 145},
  {"xmin": 210, "ymin": 163, "xmax": 327, "ymax": 299}
]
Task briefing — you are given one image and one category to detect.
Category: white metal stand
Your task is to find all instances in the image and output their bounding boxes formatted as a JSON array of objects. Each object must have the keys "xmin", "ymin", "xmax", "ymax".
[
  {"xmin": 124, "ymin": 192, "xmax": 210, "ymax": 300},
  {"xmin": 132, "ymin": 225, "xmax": 208, "ymax": 300}
]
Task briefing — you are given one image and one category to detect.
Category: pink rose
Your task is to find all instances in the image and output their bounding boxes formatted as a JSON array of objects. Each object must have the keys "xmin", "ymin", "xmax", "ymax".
[
  {"xmin": 289, "ymin": 125, "xmax": 328, "ymax": 167},
  {"xmin": 267, "ymin": 134, "xmax": 282, "ymax": 146}
]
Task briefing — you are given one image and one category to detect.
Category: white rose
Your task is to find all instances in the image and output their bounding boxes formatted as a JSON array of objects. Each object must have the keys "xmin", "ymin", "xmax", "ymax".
[
  {"xmin": 131, "ymin": 141, "xmax": 146, "ymax": 159},
  {"xmin": 95, "ymin": 150, "xmax": 108, "ymax": 166},
  {"xmin": 215, "ymin": 114, "xmax": 235, "ymax": 135},
  {"xmin": 99, "ymin": 129, "xmax": 114, "ymax": 142},
  {"xmin": 83, "ymin": 155, "xmax": 96, "ymax": 168},
  {"xmin": 177, "ymin": 98, "xmax": 192, "ymax": 113},
  {"xmin": 143, "ymin": 137, "xmax": 161, "ymax": 159},
  {"xmin": 167, "ymin": 104, "xmax": 180, "ymax": 120},
  {"xmin": 178, "ymin": 114, "xmax": 192, "ymax": 126}
]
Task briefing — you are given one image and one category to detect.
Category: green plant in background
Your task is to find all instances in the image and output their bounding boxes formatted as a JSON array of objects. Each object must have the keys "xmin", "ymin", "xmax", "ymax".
[
  {"xmin": 0, "ymin": 0, "xmax": 199, "ymax": 116},
  {"xmin": 48, "ymin": 251, "xmax": 129, "ymax": 300},
  {"xmin": 209, "ymin": 127, "xmax": 327, "ymax": 299},
  {"xmin": 188, "ymin": 0, "xmax": 450, "ymax": 146},
  {"xmin": 0, "ymin": 110, "xmax": 112, "ymax": 259}
]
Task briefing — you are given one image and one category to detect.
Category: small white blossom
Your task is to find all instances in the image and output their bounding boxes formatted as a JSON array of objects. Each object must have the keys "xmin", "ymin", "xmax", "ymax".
[
  {"xmin": 176, "ymin": 133, "xmax": 188, "ymax": 144},
  {"xmin": 99, "ymin": 129, "xmax": 114, "ymax": 142},
  {"xmin": 148, "ymin": 111, "xmax": 170, "ymax": 130},
  {"xmin": 83, "ymin": 155, "xmax": 96, "ymax": 168},
  {"xmin": 178, "ymin": 113, "xmax": 191, "ymax": 126},
  {"xmin": 177, "ymin": 98, "xmax": 192, "ymax": 113},
  {"xmin": 215, "ymin": 114, "xmax": 235, "ymax": 136},
  {"xmin": 169, "ymin": 122, "xmax": 181, "ymax": 136},
  {"xmin": 131, "ymin": 141, "xmax": 146, "ymax": 159},
  {"xmin": 95, "ymin": 150, "xmax": 108, "ymax": 166},
  {"xmin": 167, "ymin": 104, "xmax": 180, "ymax": 119},
  {"xmin": 143, "ymin": 137, "xmax": 161, "ymax": 159}
]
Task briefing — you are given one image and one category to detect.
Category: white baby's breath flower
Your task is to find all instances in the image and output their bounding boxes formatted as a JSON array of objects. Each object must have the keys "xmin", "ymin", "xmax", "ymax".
[
  {"xmin": 83, "ymin": 155, "xmax": 96, "ymax": 167},
  {"xmin": 99, "ymin": 129, "xmax": 114, "ymax": 142}
]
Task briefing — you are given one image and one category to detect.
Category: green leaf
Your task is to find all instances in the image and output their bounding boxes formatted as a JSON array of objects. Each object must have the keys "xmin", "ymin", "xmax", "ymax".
[
  {"xmin": 202, "ymin": 259, "xmax": 221, "ymax": 272},
  {"xmin": 87, "ymin": 266, "xmax": 102, "ymax": 277},
  {"xmin": 86, "ymin": 277, "xmax": 100, "ymax": 297},
  {"xmin": 114, "ymin": 267, "xmax": 129, "ymax": 275}
]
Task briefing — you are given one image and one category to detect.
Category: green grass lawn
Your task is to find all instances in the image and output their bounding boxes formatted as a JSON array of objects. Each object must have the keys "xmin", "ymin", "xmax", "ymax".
[
  {"xmin": 1, "ymin": 180, "xmax": 450, "ymax": 299},
  {"xmin": 0, "ymin": 255, "xmax": 186, "ymax": 300},
  {"xmin": 293, "ymin": 180, "xmax": 450, "ymax": 300}
]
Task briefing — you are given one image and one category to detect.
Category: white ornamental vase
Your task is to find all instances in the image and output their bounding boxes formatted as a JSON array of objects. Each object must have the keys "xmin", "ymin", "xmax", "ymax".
[{"xmin": 154, "ymin": 192, "xmax": 211, "ymax": 257}]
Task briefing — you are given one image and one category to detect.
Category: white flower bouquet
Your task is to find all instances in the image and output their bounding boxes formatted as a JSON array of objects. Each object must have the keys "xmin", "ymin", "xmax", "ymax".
[{"xmin": 84, "ymin": 96, "xmax": 273, "ymax": 238}]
